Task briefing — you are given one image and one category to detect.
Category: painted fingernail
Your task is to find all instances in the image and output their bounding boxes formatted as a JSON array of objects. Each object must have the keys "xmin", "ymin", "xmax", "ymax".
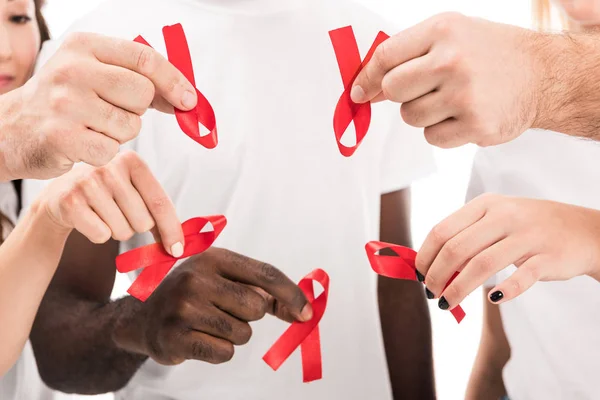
[
  {"xmin": 425, "ymin": 287, "xmax": 435, "ymax": 300},
  {"xmin": 416, "ymin": 270, "xmax": 425, "ymax": 282},
  {"xmin": 181, "ymin": 89, "xmax": 197, "ymax": 109},
  {"xmin": 489, "ymin": 291, "xmax": 504, "ymax": 303},
  {"xmin": 350, "ymin": 85, "xmax": 366, "ymax": 103},
  {"xmin": 438, "ymin": 296, "xmax": 449, "ymax": 310},
  {"xmin": 170, "ymin": 242, "xmax": 184, "ymax": 258},
  {"xmin": 299, "ymin": 303, "xmax": 313, "ymax": 322}
]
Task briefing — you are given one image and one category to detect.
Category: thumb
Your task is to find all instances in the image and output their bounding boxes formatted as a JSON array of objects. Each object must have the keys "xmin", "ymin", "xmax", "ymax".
[{"xmin": 249, "ymin": 285, "xmax": 313, "ymax": 324}]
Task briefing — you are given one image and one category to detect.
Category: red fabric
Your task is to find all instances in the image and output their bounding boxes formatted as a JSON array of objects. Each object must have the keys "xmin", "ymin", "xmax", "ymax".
[
  {"xmin": 134, "ymin": 24, "xmax": 218, "ymax": 148},
  {"xmin": 116, "ymin": 216, "xmax": 226, "ymax": 301},
  {"xmin": 365, "ymin": 241, "xmax": 466, "ymax": 323},
  {"xmin": 329, "ymin": 26, "xmax": 389, "ymax": 157},
  {"xmin": 263, "ymin": 269, "xmax": 330, "ymax": 382}
]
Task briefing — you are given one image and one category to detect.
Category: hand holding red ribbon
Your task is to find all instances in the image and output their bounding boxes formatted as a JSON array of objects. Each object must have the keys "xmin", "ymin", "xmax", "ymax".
[
  {"xmin": 365, "ymin": 241, "xmax": 466, "ymax": 323},
  {"xmin": 329, "ymin": 26, "xmax": 389, "ymax": 157},
  {"xmin": 135, "ymin": 24, "xmax": 218, "ymax": 148},
  {"xmin": 263, "ymin": 268, "xmax": 330, "ymax": 383},
  {"xmin": 116, "ymin": 215, "xmax": 226, "ymax": 301}
]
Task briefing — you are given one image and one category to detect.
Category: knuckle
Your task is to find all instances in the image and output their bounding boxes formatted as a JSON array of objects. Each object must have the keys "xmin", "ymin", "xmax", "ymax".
[
  {"xmin": 431, "ymin": 12, "xmax": 464, "ymax": 37},
  {"xmin": 443, "ymin": 283, "xmax": 462, "ymax": 303},
  {"xmin": 400, "ymin": 102, "xmax": 423, "ymax": 127},
  {"xmin": 138, "ymin": 79, "xmax": 156, "ymax": 108},
  {"xmin": 525, "ymin": 264, "xmax": 542, "ymax": 282},
  {"xmin": 441, "ymin": 238, "xmax": 463, "ymax": 261},
  {"xmin": 190, "ymin": 339, "xmax": 214, "ymax": 362},
  {"xmin": 215, "ymin": 343, "xmax": 235, "ymax": 363},
  {"xmin": 429, "ymin": 223, "xmax": 451, "ymax": 247},
  {"xmin": 199, "ymin": 314, "xmax": 233, "ymax": 336},
  {"xmin": 49, "ymin": 86, "xmax": 72, "ymax": 113},
  {"xmin": 87, "ymin": 138, "xmax": 117, "ymax": 166},
  {"xmin": 472, "ymin": 253, "xmax": 496, "ymax": 275},
  {"xmin": 149, "ymin": 195, "xmax": 169, "ymax": 213},
  {"xmin": 236, "ymin": 323, "xmax": 253, "ymax": 345},
  {"xmin": 132, "ymin": 216, "xmax": 155, "ymax": 233},
  {"xmin": 63, "ymin": 32, "xmax": 91, "ymax": 49},
  {"xmin": 257, "ymin": 262, "xmax": 284, "ymax": 285},
  {"xmin": 112, "ymin": 228, "xmax": 135, "ymax": 242},
  {"xmin": 136, "ymin": 47, "xmax": 157, "ymax": 76}
]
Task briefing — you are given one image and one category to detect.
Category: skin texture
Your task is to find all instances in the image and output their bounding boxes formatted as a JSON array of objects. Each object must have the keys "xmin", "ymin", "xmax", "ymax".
[
  {"xmin": 0, "ymin": 151, "xmax": 187, "ymax": 375},
  {"xmin": 0, "ymin": 30, "xmax": 198, "ymax": 181},
  {"xmin": 351, "ymin": 12, "xmax": 600, "ymax": 148},
  {"xmin": 379, "ymin": 189, "xmax": 435, "ymax": 400}
]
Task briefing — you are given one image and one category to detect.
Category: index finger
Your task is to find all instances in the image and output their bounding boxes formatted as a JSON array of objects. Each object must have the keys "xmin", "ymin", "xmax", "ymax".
[
  {"xmin": 214, "ymin": 250, "xmax": 313, "ymax": 322},
  {"xmin": 85, "ymin": 34, "xmax": 197, "ymax": 111},
  {"xmin": 351, "ymin": 17, "xmax": 437, "ymax": 104},
  {"xmin": 124, "ymin": 153, "xmax": 185, "ymax": 257}
]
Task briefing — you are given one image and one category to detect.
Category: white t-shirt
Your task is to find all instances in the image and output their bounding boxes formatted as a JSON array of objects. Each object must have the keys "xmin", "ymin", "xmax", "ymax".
[
  {"xmin": 24, "ymin": 0, "xmax": 435, "ymax": 399},
  {"xmin": 0, "ymin": 182, "xmax": 55, "ymax": 400},
  {"xmin": 467, "ymin": 129, "xmax": 600, "ymax": 400}
]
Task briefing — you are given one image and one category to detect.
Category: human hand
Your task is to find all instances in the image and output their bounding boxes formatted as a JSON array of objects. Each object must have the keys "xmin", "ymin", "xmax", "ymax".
[
  {"xmin": 415, "ymin": 194, "xmax": 600, "ymax": 309},
  {"xmin": 113, "ymin": 248, "xmax": 312, "ymax": 365},
  {"xmin": 351, "ymin": 13, "xmax": 545, "ymax": 148},
  {"xmin": 37, "ymin": 150, "xmax": 184, "ymax": 256},
  {"xmin": 0, "ymin": 32, "xmax": 197, "ymax": 180}
]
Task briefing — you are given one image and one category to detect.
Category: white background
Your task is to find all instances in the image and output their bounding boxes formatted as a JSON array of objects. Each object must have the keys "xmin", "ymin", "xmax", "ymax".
[{"xmin": 41, "ymin": 1, "xmax": 533, "ymax": 399}]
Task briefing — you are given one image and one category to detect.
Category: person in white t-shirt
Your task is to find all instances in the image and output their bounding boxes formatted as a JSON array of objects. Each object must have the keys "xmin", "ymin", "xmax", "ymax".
[
  {"xmin": 375, "ymin": 1, "xmax": 600, "ymax": 399},
  {"xmin": 21, "ymin": 0, "xmax": 437, "ymax": 399}
]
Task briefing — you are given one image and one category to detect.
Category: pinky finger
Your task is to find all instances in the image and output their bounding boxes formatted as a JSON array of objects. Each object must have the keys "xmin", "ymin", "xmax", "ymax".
[
  {"xmin": 71, "ymin": 204, "xmax": 112, "ymax": 244},
  {"xmin": 487, "ymin": 255, "xmax": 546, "ymax": 304}
]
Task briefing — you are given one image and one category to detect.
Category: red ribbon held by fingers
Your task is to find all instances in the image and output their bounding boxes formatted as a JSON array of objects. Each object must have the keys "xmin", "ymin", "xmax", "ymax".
[
  {"xmin": 365, "ymin": 241, "xmax": 466, "ymax": 323},
  {"xmin": 135, "ymin": 24, "xmax": 218, "ymax": 148},
  {"xmin": 116, "ymin": 215, "xmax": 227, "ymax": 302},
  {"xmin": 329, "ymin": 26, "xmax": 389, "ymax": 157},
  {"xmin": 263, "ymin": 269, "xmax": 330, "ymax": 383}
]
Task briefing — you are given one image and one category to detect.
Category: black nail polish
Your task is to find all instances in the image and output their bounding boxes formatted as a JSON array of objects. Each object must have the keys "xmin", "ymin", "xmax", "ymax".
[
  {"xmin": 416, "ymin": 270, "xmax": 425, "ymax": 282},
  {"xmin": 438, "ymin": 296, "xmax": 449, "ymax": 310},
  {"xmin": 425, "ymin": 287, "xmax": 435, "ymax": 299},
  {"xmin": 489, "ymin": 291, "xmax": 504, "ymax": 303}
]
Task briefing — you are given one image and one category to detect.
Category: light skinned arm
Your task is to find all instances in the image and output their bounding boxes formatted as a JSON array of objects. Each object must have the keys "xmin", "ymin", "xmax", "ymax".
[
  {"xmin": 0, "ymin": 202, "xmax": 71, "ymax": 376},
  {"xmin": 379, "ymin": 188, "xmax": 435, "ymax": 400},
  {"xmin": 466, "ymin": 291, "xmax": 510, "ymax": 400},
  {"xmin": 351, "ymin": 13, "xmax": 600, "ymax": 148}
]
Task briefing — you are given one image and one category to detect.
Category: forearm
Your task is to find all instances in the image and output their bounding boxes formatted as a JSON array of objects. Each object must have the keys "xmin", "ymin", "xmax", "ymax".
[
  {"xmin": 378, "ymin": 277, "xmax": 435, "ymax": 400},
  {"xmin": 533, "ymin": 31, "xmax": 600, "ymax": 139},
  {"xmin": 31, "ymin": 290, "xmax": 148, "ymax": 394},
  {"xmin": 0, "ymin": 202, "xmax": 71, "ymax": 375}
]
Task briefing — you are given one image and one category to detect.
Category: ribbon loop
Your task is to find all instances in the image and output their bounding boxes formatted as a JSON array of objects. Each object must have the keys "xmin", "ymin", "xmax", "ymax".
[
  {"xmin": 263, "ymin": 268, "xmax": 330, "ymax": 383},
  {"xmin": 116, "ymin": 215, "xmax": 227, "ymax": 302},
  {"xmin": 365, "ymin": 241, "xmax": 466, "ymax": 323},
  {"xmin": 135, "ymin": 23, "xmax": 218, "ymax": 148},
  {"xmin": 329, "ymin": 26, "xmax": 389, "ymax": 157}
]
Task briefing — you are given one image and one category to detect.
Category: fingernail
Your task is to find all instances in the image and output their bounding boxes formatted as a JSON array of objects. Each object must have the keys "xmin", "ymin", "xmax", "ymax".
[
  {"xmin": 170, "ymin": 242, "xmax": 184, "ymax": 258},
  {"xmin": 299, "ymin": 303, "xmax": 313, "ymax": 322},
  {"xmin": 425, "ymin": 287, "xmax": 435, "ymax": 299},
  {"xmin": 438, "ymin": 296, "xmax": 449, "ymax": 310},
  {"xmin": 181, "ymin": 89, "xmax": 197, "ymax": 110},
  {"xmin": 416, "ymin": 270, "xmax": 425, "ymax": 282},
  {"xmin": 350, "ymin": 85, "xmax": 366, "ymax": 103},
  {"xmin": 489, "ymin": 291, "xmax": 504, "ymax": 303}
]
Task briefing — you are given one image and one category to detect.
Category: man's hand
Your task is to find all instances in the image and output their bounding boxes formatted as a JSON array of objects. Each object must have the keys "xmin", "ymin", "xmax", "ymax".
[
  {"xmin": 37, "ymin": 150, "xmax": 185, "ymax": 257},
  {"xmin": 415, "ymin": 194, "xmax": 600, "ymax": 310},
  {"xmin": 112, "ymin": 248, "xmax": 312, "ymax": 365},
  {"xmin": 351, "ymin": 13, "xmax": 546, "ymax": 148},
  {"xmin": 0, "ymin": 32, "xmax": 197, "ymax": 180}
]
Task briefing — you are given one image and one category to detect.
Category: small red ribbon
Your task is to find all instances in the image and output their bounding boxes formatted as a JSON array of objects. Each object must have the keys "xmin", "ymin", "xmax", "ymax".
[
  {"xmin": 365, "ymin": 241, "xmax": 466, "ymax": 323},
  {"xmin": 116, "ymin": 215, "xmax": 227, "ymax": 302},
  {"xmin": 263, "ymin": 268, "xmax": 330, "ymax": 383},
  {"xmin": 329, "ymin": 26, "xmax": 389, "ymax": 157},
  {"xmin": 135, "ymin": 23, "xmax": 218, "ymax": 148}
]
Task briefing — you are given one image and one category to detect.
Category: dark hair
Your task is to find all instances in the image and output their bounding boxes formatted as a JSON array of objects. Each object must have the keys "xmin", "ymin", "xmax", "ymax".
[{"xmin": 34, "ymin": 0, "xmax": 50, "ymax": 44}]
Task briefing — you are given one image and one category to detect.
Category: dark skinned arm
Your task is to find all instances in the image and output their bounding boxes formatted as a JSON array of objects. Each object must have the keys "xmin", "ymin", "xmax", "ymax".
[
  {"xmin": 30, "ymin": 234, "xmax": 147, "ymax": 394},
  {"xmin": 379, "ymin": 188, "xmax": 435, "ymax": 400}
]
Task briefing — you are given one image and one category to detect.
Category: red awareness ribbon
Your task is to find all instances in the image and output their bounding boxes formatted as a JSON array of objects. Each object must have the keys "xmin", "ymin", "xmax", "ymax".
[
  {"xmin": 134, "ymin": 24, "xmax": 218, "ymax": 148},
  {"xmin": 116, "ymin": 215, "xmax": 226, "ymax": 302},
  {"xmin": 329, "ymin": 26, "xmax": 389, "ymax": 157},
  {"xmin": 365, "ymin": 241, "xmax": 466, "ymax": 323},
  {"xmin": 263, "ymin": 268, "xmax": 330, "ymax": 383}
]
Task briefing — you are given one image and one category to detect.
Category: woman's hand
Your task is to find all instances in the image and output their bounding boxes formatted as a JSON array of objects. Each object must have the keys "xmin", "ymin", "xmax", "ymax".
[
  {"xmin": 415, "ymin": 194, "xmax": 600, "ymax": 309},
  {"xmin": 0, "ymin": 32, "xmax": 198, "ymax": 180},
  {"xmin": 37, "ymin": 150, "xmax": 184, "ymax": 257}
]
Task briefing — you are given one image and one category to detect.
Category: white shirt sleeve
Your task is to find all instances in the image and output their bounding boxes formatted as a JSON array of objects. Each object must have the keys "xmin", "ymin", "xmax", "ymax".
[{"xmin": 378, "ymin": 104, "xmax": 436, "ymax": 194}]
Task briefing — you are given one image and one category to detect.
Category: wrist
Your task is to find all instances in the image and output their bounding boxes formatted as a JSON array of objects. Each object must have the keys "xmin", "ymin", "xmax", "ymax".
[
  {"xmin": 0, "ymin": 89, "xmax": 24, "ymax": 181},
  {"xmin": 111, "ymin": 297, "xmax": 148, "ymax": 357},
  {"xmin": 28, "ymin": 198, "xmax": 73, "ymax": 239}
]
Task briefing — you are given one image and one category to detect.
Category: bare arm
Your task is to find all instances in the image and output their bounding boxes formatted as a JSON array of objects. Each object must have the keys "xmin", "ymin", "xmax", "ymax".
[
  {"xmin": 30, "ymin": 232, "xmax": 148, "ymax": 394},
  {"xmin": 378, "ymin": 188, "xmax": 435, "ymax": 400},
  {"xmin": 0, "ymin": 203, "xmax": 71, "ymax": 375},
  {"xmin": 465, "ymin": 291, "xmax": 510, "ymax": 400}
]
